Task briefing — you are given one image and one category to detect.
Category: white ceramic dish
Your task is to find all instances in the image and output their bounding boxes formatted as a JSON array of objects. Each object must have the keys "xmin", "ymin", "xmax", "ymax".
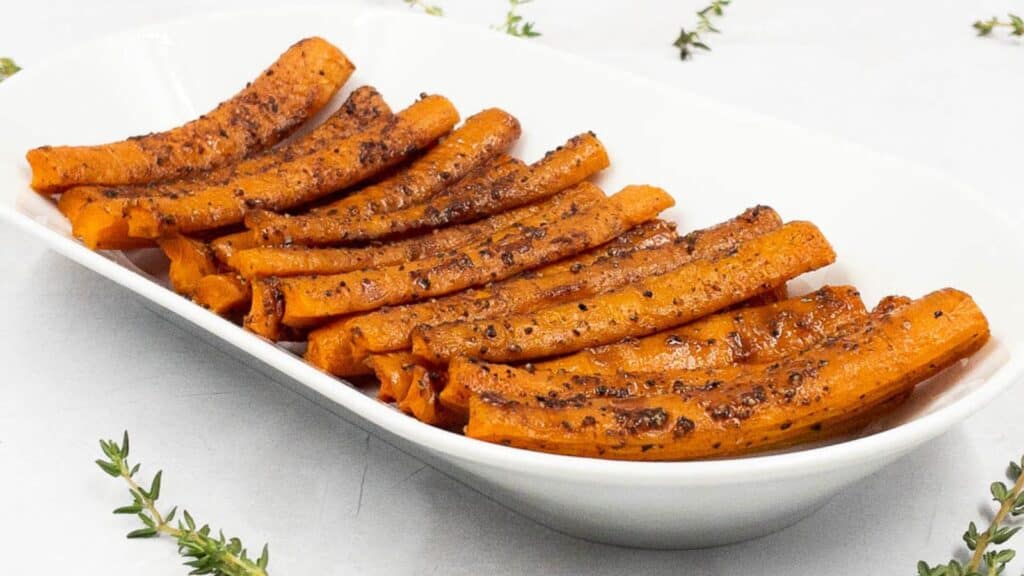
[{"xmin": 1, "ymin": 5, "xmax": 1022, "ymax": 549}]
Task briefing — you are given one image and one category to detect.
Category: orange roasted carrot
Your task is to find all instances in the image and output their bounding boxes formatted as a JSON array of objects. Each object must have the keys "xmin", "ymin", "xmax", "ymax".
[
  {"xmin": 230, "ymin": 176, "xmax": 604, "ymax": 280},
  {"xmin": 211, "ymin": 230, "xmax": 262, "ymax": 264},
  {"xmin": 250, "ymin": 132, "xmax": 610, "ymax": 246},
  {"xmin": 29, "ymin": 37, "xmax": 354, "ymax": 193},
  {"xmin": 302, "ymin": 186, "xmax": 607, "ymax": 375},
  {"xmin": 411, "ymin": 221, "xmax": 836, "ymax": 364},
  {"xmin": 193, "ymin": 274, "xmax": 251, "ymax": 316},
  {"xmin": 367, "ymin": 351, "xmax": 423, "ymax": 403},
  {"xmin": 350, "ymin": 206, "xmax": 780, "ymax": 356},
  {"xmin": 246, "ymin": 107, "xmax": 524, "ymax": 245},
  {"xmin": 158, "ymin": 234, "xmax": 219, "ymax": 296},
  {"xmin": 534, "ymin": 285, "xmax": 866, "ymax": 375},
  {"xmin": 278, "ymin": 184, "xmax": 675, "ymax": 325},
  {"xmin": 465, "ymin": 289, "xmax": 989, "ymax": 460},
  {"xmin": 124, "ymin": 95, "xmax": 460, "ymax": 237},
  {"xmin": 401, "ymin": 365, "xmax": 465, "ymax": 429},
  {"xmin": 67, "ymin": 86, "xmax": 390, "ymax": 250}
]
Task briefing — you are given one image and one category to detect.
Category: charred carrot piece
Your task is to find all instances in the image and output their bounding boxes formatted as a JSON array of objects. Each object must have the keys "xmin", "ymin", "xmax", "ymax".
[
  {"xmin": 534, "ymin": 285, "xmax": 867, "ymax": 375},
  {"xmin": 211, "ymin": 230, "xmax": 263, "ymax": 264},
  {"xmin": 193, "ymin": 274, "xmax": 251, "ymax": 316},
  {"xmin": 401, "ymin": 365, "xmax": 465, "ymax": 429},
  {"xmin": 124, "ymin": 95, "xmax": 460, "ymax": 237},
  {"xmin": 302, "ymin": 186, "xmax": 606, "ymax": 374},
  {"xmin": 367, "ymin": 351, "xmax": 424, "ymax": 403},
  {"xmin": 158, "ymin": 234, "xmax": 219, "ymax": 296},
  {"xmin": 230, "ymin": 177, "xmax": 604, "ymax": 281},
  {"xmin": 278, "ymin": 184, "xmax": 675, "ymax": 325},
  {"xmin": 67, "ymin": 87, "xmax": 390, "ymax": 250},
  {"xmin": 411, "ymin": 220, "xmax": 836, "ymax": 364},
  {"xmin": 246, "ymin": 108, "xmax": 524, "ymax": 245},
  {"xmin": 29, "ymin": 37, "xmax": 354, "ymax": 193},
  {"xmin": 249, "ymin": 131, "xmax": 609, "ymax": 246},
  {"xmin": 464, "ymin": 289, "xmax": 990, "ymax": 460},
  {"xmin": 350, "ymin": 206, "xmax": 780, "ymax": 356}
]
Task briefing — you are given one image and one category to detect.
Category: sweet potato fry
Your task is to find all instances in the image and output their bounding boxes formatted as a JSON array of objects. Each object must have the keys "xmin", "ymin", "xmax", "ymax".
[
  {"xmin": 464, "ymin": 289, "xmax": 990, "ymax": 460},
  {"xmin": 246, "ymin": 108, "xmax": 524, "ymax": 245},
  {"xmin": 67, "ymin": 86, "xmax": 391, "ymax": 250},
  {"xmin": 158, "ymin": 234, "xmax": 219, "ymax": 296},
  {"xmin": 193, "ymin": 274, "xmax": 251, "ymax": 316},
  {"xmin": 411, "ymin": 220, "xmax": 836, "ymax": 364},
  {"xmin": 534, "ymin": 285, "xmax": 866, "ymax": 375},
  {"xmin": 352, "ymin": 206, "xmax": 780, "ymax": 356},
  {"xmin": 29, "ymin": 37, "xmax": 354, "ymax": 193},
  {"xmin": 124, "ymin": 94, "xmax": 460, "ymax": 237},
  {"xmin": 230, "ymin": 180, "xmax": 603, "ymax": 279},
  {"xmin": 249, "ymin": 131, "xmax": 610, "ymax": 246},
  {"xmin": 367, "ymin": 351, "xmax": 422, "ymax": 403},
  {"xmin": 301, "ymin": 186, "xmax": 607, "ymax": 374},
  {"xmin": 278, "ymin": 184, "xmax": 675, "ymax": 325}
]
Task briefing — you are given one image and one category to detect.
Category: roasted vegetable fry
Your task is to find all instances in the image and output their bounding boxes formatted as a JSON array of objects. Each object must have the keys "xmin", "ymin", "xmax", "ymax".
[
  {"xmin": 28, "ymin": 37, "xmax": 354, "ymax": 192},
  {"xmin": 534, "ymin": 285, "xmax": 866, "ymax": 375},
  {"xmin": 230, "ymin": 181, "xmax": 604, "ymax": 279},
  {"xmin": 300, "ymin": 187, "xmax": 609, "ymax": 373},
  {"xmin": 351, "ymin": 206, "xmax": 780, "ymax": 355},
  {"xmin": 367, "ymin": 351, "xmax": 423, "ymax": 403},
  {"xmin": 158, "ymin": 235, "xmax": 219, "ymax": 296},
  {"xmin": 464, "ymin": 289, "xmax": 989, "ymax": 460},
  {"xmin": 412, "ymin": 220, "xmax": 835, "ymax": 364},
  {"xmin": 193, "ymin": 274, "xmax": 251, "ymax": 316},
  {"xmin": 250, "ymin": 131, "xmax": 609, "ymax": 246},
  {"xmin": 278, "ymin": 184, "xmax": 675, "ymax": 325},
  {"xmin": 67, "ymin": 86, "xmax": 391, "ymax": 250},
  {"xmin": 211, "ymin": 230, "xmax": 262, "ymax": 264},
  {"xmin": 246, "ymin": 108, "xmax": 524, "ymax": 245},
  {"xmin": 124, "ymin": 95, "xmax": 460, "ymax": 237},
  {"xmin": 402, "ymin": 365, "xmax": 465, "ymax": 429}
]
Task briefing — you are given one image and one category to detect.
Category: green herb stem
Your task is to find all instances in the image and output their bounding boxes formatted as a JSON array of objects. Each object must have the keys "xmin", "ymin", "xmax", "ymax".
[{"xmin": 967, "ymin": 469, "xmax": 1024, "ymax": 574}]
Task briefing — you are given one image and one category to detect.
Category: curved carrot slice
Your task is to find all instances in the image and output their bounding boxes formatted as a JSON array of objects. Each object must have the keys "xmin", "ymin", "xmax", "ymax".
[
  {"xmin": 158, "ymin": 234, "xmax": 219, "ymax": 296},
  {"xmin": 252, "ymin": 131, "xmax": 609, "ymax": 246},
  {"xmin": 29, "ymin": 37, "xmax": 354, "ymax": 192},
  {"xmin": 411, "ymin": 221, "xmax": 836, "ymax": 364},
  {"xmin": 278, "ymin": 184, "xmax": 674, "ymax": 325},
  {"xmin": 67, "ymin": 86, "xmax": 390, "ymax": 250},
  {"xmin": 303, "ymin": 186, "xmax": 606, "ymax": 373},
  {"xmin": 246, "ymin": 107, "xmax": 524, "ymax": 245},
  {"xmin": 193, "ymin": 274, "xmax": 251, "ymax": 316},
  {"xmin": 351, "ymin": 206, "xmax": 779, "ymax": 356},
  {"xmin": 534, "ymin": 285, "xmax": 867, "ymax": 374},
  {"xmin": 366, "ymin": 351, "xmax": 422, "ymax": 403},
  {"xmin": 125, "ymin": 94, "xmax": 460, "ymax": 237},
  {"xmin": 464, "ymin": 289, "xmax": 989, "ymax": 460}
]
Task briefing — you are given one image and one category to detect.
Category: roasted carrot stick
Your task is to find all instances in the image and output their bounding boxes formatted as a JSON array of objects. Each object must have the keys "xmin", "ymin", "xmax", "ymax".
[
  {"xmin": 29, "ymin": 37, "xmax": 354, "ymax": 193},
  {"xmin": 401, "ymin": 365, "xmax": 465, "ymax": 429},
  {"xmin": 278, "ymin": 184, "xmax": 675, "ymax": 325},
  {"xmin": 246, "ymin": 107, "xmax": 523, "ymax": 245},
  {"xmin": 67, "ymin": 86, "xmax": 391, "ymax": 250},
  {"xmin": 229, "ymin": 177, "xmax": 603, "ymax": 279},
  {"xmin": 158, "ymin": 234, "xmax": 219, "ymax": 296},
  {"xmin": 350, "ymin": 206, "xmax": 780, "ymax": 356},
  {"xmin": 412, "ymin": 220, "xmax": 836, "ymax": 364},
  {"xmin": 193, "ymin": 274, "xmax": 251, "ymax": 316},
  {"xmin": 367, "ymin": 351, "xmax": 423, "ymax": 403},
  {"xmin": 534, "ymin": 285, "xmax": 866, "ymax": 375},
  {"xmin": 211, "ymin": 230, "xmax": 262, "ymax": 264},
  {"xmin": 302, "ymin": 186, "xmax": 607, "ymax": 374},
  {"xmin": 124, "ymin": 95, "xmax": 460, "ymax": 237},
  {"xmin": 465, "ymin": 289, "xmax": 990, "ymax": 460},
  {"xmin": 249, "ymin": 131, "xmax": 610, "ymax": 246}
]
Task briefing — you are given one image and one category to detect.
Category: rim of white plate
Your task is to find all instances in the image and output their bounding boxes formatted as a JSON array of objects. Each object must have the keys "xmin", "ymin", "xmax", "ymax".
[{"xmin": 1, "ymin": 4, "xmax": 1021, "ymax": 486}]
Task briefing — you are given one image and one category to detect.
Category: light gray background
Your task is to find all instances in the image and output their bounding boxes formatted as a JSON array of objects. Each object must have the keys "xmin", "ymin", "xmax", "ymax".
[{"xmin": 2, "ymin": 1, "xmax": 1022, "ymax": 574}]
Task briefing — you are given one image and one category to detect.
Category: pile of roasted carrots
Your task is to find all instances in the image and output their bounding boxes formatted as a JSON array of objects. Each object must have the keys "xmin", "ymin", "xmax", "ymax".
[{"xmin": 27, "ymin": 37, "xmax": 991, "ymax": 461}]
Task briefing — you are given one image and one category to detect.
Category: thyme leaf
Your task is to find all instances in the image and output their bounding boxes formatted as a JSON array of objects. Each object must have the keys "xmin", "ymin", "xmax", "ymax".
[
  {"xmin": 495, "ymin": 0, "xmax": 541, "ymax": 38},
  {"xmin": 0, "ymin": 57, "xmax": 20, "ymax": 82},
  {"xmin": 673, "ymin": 0, "xmax": 731, "ymax": 60},
  {"xmin": 404, "ymin": 0, "xmax": 443, "ymax": 17}
]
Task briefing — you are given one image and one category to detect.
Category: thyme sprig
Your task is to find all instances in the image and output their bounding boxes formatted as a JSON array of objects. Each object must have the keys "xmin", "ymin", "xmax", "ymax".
[
  {"xmin": 96, "ymin": 432, "xmax": 270, "ymax": 576},
  {"xmin": 918, "ymin": 454, "xmax": 1024, "ymax": 576},
  {"xmin": 0, "ymin": 57, "xmax": 20, "ymax": 82},
  {"xmin": 973, "ymin": 14, "xmax": 1024, "ymax": 40},
  {"xmin": 495, "ymin": 0, "xmax": 541, "ymax": 38},
  {"xmin": 673, "ymin": 0, "xmax": 731, "ymax": 60},
  {"xmin": 403, "ymin": 0, "xmax": 443, "ymax": 17}
]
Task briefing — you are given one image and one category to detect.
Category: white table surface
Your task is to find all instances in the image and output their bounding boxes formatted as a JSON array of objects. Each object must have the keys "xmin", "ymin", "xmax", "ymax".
[{"xmin": 2, "ymin": 1, "xmax": 1022, "ymax": 574}]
